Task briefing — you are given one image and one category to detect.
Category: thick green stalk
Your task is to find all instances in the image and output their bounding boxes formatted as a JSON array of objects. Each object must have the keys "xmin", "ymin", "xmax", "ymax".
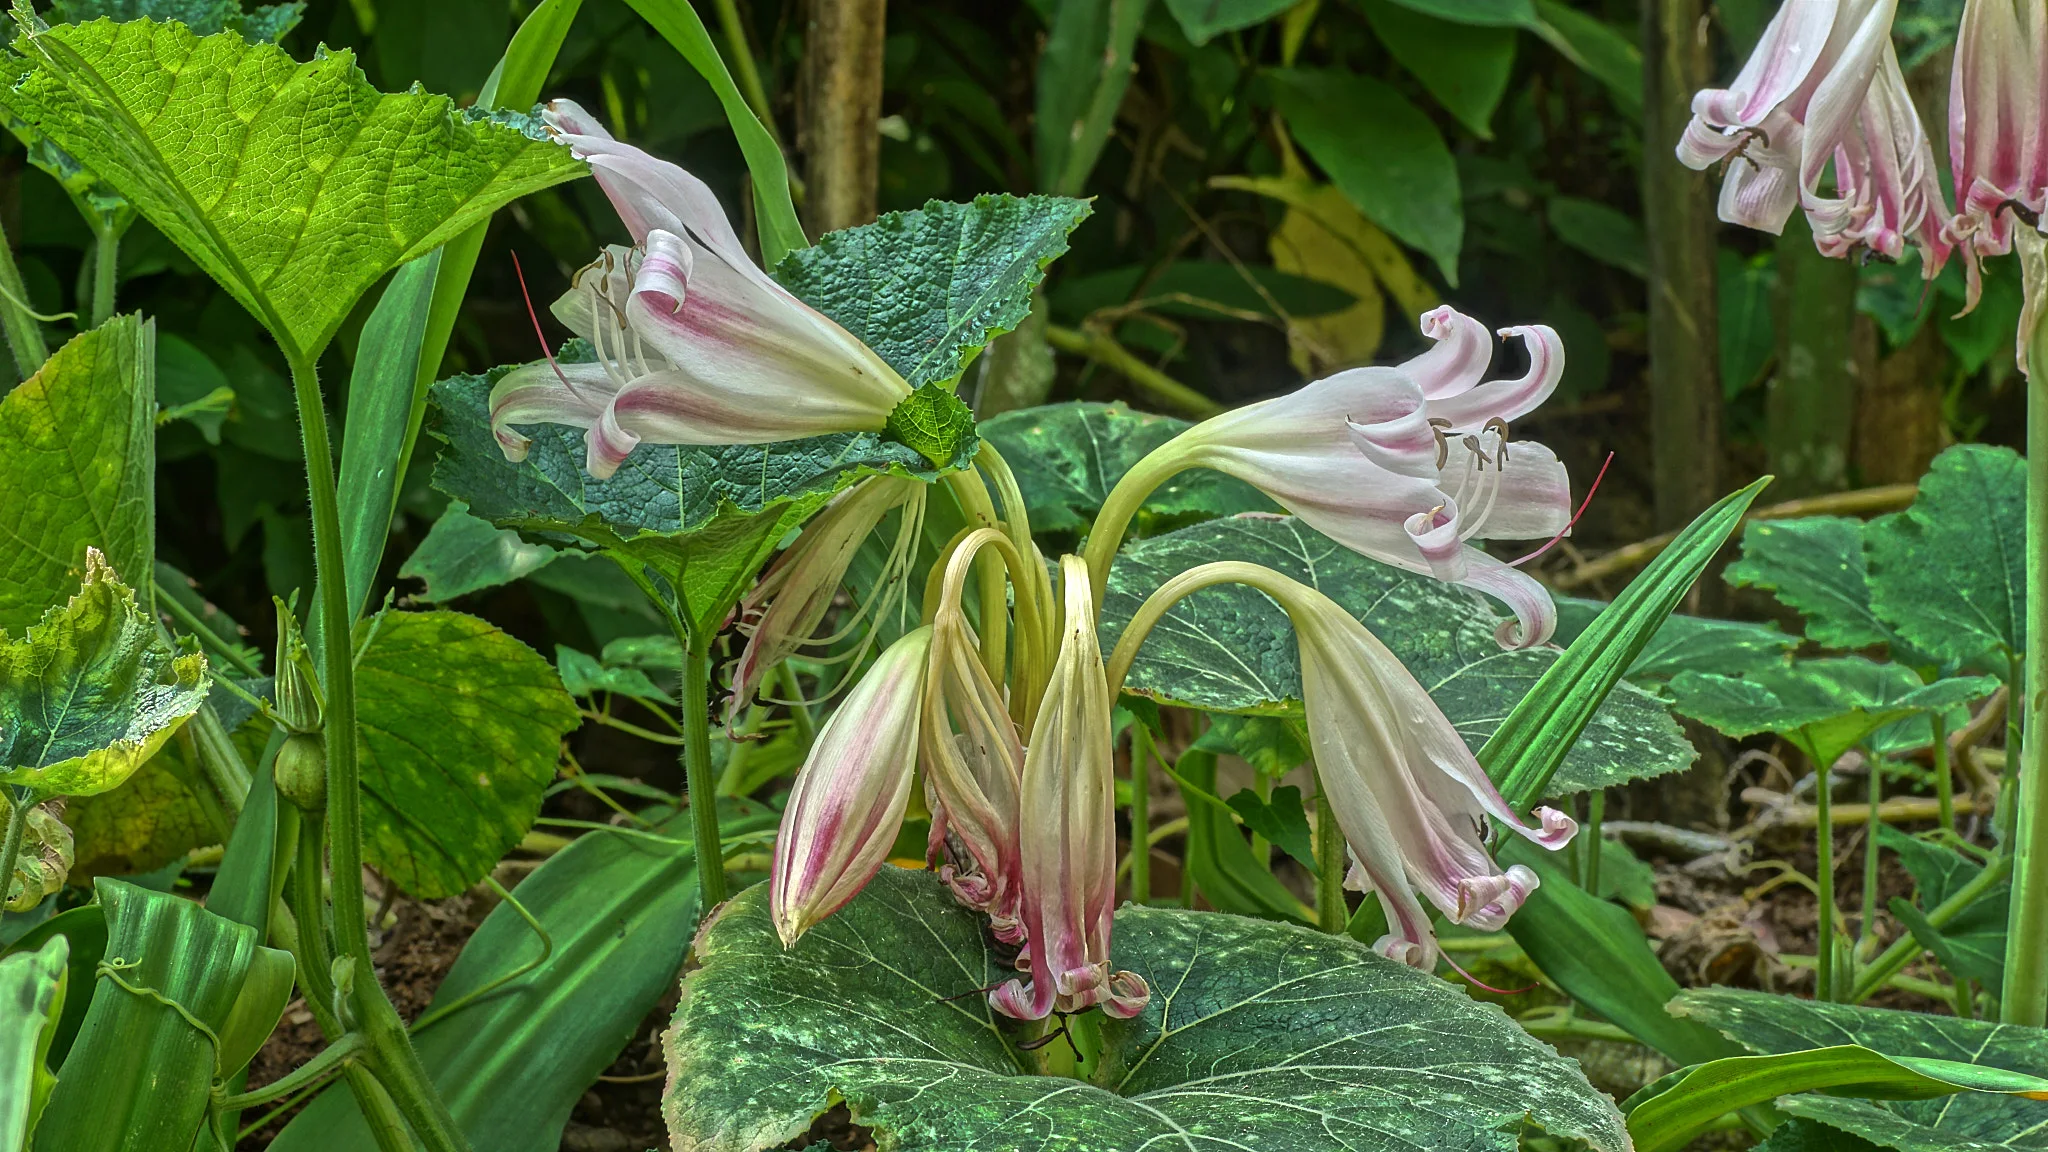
[
  {"xmin": 1582, "ymin": 790, "xmax": 1605, "ymax": 895},
  {"xmin": 2002, "ymin": 319, "xmax": 2048, "ymax": 1025},
  {"xmin": 0, "ymin": 213, "xmax": 48, "ymax": 380},
  {"xmin": 1861, "ymin": 758, "xmax": 1883, "ymax": 962},
  {"xmin": 1313, "ymin": 772, "xmax": 1346, "ymax": 934},
  {"xmin": 684, "ymin": 630, "xmax": 727, "ymax": 910},
  {"xmin": 1815, "ymin": 765, "xmax": 1836, "ymax": 1001},
  {"xmin": 0, "ymin": 785, "xmax": 37, "ymax": 907},
  {"xmin": 89, "ymin": 221, "xmax": 118, "ymax": 328},
  {"xmin": 1083, "ymin": 446, "xmax": 1188, "ymax": 604},
  {"xmin": 287, "ymin": 354, "xmax": 470, "ymax": 1151},
  {"xmin": 1130, "ymin": 724, "xmax": 1153, "ymax": 905},
  {"xmin": 1933, "ymin": 712, "xmax": 1955, "ymax": 834}
]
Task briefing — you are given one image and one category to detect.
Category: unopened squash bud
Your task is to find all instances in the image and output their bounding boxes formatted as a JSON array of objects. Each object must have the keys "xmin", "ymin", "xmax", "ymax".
[{"xmin": 272, "ymin": 600, "xmax": 326, "ymax": 811}]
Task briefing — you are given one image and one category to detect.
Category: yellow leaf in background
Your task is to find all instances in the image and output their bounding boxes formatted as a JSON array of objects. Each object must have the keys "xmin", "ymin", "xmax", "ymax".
[{"xmin": 1214, "ymin": 175, "xmax": 1441, "ymax": 374}]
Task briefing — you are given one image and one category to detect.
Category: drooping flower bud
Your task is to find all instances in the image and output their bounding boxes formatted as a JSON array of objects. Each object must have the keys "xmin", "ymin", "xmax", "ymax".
[
  {"xmin": 488, "ymin": 100, "xmax": 911, "ymax": 479},
  {"xmin": 770, "ymin": 626, "xmax": 932, "ymax": 948},
  {"xmin": 989, "ymin": 557, "xmax": 1148, "ymax": 1022},
  {"xmin": 1944, "ymin": 0, "xmax": 2048, "ymax": 329}
]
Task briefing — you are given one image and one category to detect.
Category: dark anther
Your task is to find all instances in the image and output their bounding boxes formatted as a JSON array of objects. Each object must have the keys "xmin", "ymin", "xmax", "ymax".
[
  {"xmin": 1429, "ymin": 418, "xmax": 1453, "ymax": 470},
  {"xmin": 1462, "ymin": 434, "xmax": 1487, "ymax": 471},
  {"xmin": 1483, "ymin": 417, "xmax": 1511, "ymax": 467},
  {"xmin": 2002, "ymin": 198, "xmax": 2043, "ymax": 229},
  {"xmin": 1722, "ymin": 125, "xmax": 1771, "ymax": 174}
]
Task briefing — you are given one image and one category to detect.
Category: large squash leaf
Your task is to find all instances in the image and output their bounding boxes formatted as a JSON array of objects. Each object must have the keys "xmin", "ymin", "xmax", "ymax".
[
  {"xmin": 0, "ymin": 553, "xmax": 207, "ymax": 798},
  {"xmin": 664, "ymin": 867, "xmax": 1628, "ymax": 1152},
  {"xmin": 1865, "ymin": 444, "xmax": 2027, "ymax": 668},
  {"xmin": 0, "ymin": 16, "xmax": 586, "ymax": 360}
]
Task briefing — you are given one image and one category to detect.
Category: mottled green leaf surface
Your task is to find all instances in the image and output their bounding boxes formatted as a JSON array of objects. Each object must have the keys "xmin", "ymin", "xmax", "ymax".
[
  {"xmin": 1553, "ymin": 596, "xmax": 1797, "ymax": 692},
  {"xmin": 0, "ymin": 17, "xmax": 585, "ymax": 358},
  {"xmin": 353, "ymin": 610, "xmax": 579, "ymax": 898},
  {"xmin": 1674, "ymin": 988, "xmax": 2048, "ymax": 1152},
  {"xmin": 1866, "ymin": 445, "xmax": 2027, "ymax": 667},
  {"xmin": 0, "ymin": 556, "xmax": 208, "ymax": 797},
  {"xmin": 1755, "ymin": 1118, "xmax": 1888, "ymax": 1152},
  {"xmin": 554, "ymin": 645, "xmax": 670, "ymax": 705},
  {"xmin": 1875, "ymin": 826, "xmax": 2008, "ymax": 987},
  {"xmin": 772, "ymin": 195, "xmax": 1090, "ymax": 389},
  {"xmin": 0, "ymin": 935, "xmax": 65, "ymax": 1150},
  {"xmin": 665, "ymin": 867, "xmax": 1627, "ymax": 1152},
  {"xmin": 1100, "ymin": 516, "xmax": 1692, "ymax": 795},
  {"xmin": 276, "ymin": 802, "xmax": 780, "ymax": 1152},
  {"xmin": 0, "ymin": 317, "xmax": 153, "ymax": 633},
  {"xmin": 978, "ymin": 401, "xmax": 1273, "ymax": 535},
  {"xmin": 47, "ymin": 0, "xmax": 303, "ymax": 40}
]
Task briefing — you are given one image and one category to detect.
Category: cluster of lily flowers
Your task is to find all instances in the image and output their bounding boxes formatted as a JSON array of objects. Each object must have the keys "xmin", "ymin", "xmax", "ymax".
[
  {"xmin": 1680, "ymin": 0, "xmax": 2048, "ymax": 358},
  {"xmin": 491, "ymin": 100, "xmax": 1587, "ymax": 1022}
]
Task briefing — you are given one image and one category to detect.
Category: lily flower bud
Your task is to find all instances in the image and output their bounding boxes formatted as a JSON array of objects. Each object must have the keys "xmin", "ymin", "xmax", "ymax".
[
  {"xmin": 920, "ymin": 539, "xmax": 1026, "ymax": 939},
  {"xmin": 770, "ymin": 627, "xmax": 932, "ymax": 948},
  {"xmin": 1280, "ymin": 577, "xmax": 1574, "ymax": 969},
  {"xmin": 1111, "ymin": 307, "xmax": 1571, "ymax": 647},
  {"xmin": 489, "ymin": 100, "xmax": 911, "ymax": 479},
  {"xmin": 990, "ymin": 557, "xmax": 1148, "ymax": 1022},
  {"xmin": 729, "ymin": 476, "xmax": 925, "ymax": 722},
  {"xmin": 1945, "ymin": 0, "xmax": 2047, "ymax": 313}
]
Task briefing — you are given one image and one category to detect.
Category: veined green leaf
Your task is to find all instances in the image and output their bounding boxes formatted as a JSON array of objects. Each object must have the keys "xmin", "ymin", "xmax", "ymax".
[
  {"xmin": 0, "ymin": 553, "xmax": 208, "ymax": 797},
  {"xmin": 0, "ymin": 935, "xmax": 66, "ymax": 1152},
  {"xmin": 1673, "ymin": 988, "xmax": 2048, "ymax": 1152},
  {"xmin": 0, "ymin": 17, "xmax": 587, "ymax": 361},
  {"xmin": 1866, "ymin": 444, "xmax": 2027, "ymax": 668},
  {"xmin": 619, "ymin": 0, "xmax": 804, "ymax": 265},
  {"xmin": 398, "ymin": 502, "xmax": 559, "ymax": 603},
  {"xmin": 45, "ymin": 1, "xmax": 303, "ymax": 41},
  {"xmin": 1550, "ymin": 596, "xmax": 1798, "ymax": 692},
  {"xmin": 1668, "ymin": 659, "xmax": 1998, "ymax": 767},
  {"xmin": 1756, "ymin": 1118, "xmax": 1888, "ymax": 1152},
  {"xmin": 1359, "ymin": 0, "xmax": 1517, "ymax": 139},
  {"xmin": 773, "ymin": 195, "xmax": 1091, "ymax": 391},
  {"xmin": 1169, "ymin": 749, "xmax": 1313, "ymax": 925},
  {"xmin": 1162, "ymin": 0, "xmax": 1295, "ymax": 44},
  {"xmin": 1625, "ymin": 1045, "xmax": 2048, "ymax": 1152},
  {"xmin": 554, "ymin": 645, "xmax": 671, "ymax": 705},
  {"xmin": 0, "ymin": 317, "xmax": 153, "ymax": 633},
  {"xmin": 35, "ymin": 879, "xmax": 284, "ymax": 1151},
  {"xmin": 664, "ymin": 867, "xmax": 1627, "ymax": 1152},
  {"xmin": 353, "ymin": 610, "xmax": 580, "ymax": 898},
  {"xmin": 1725, "ymin": 517, "xmax": 1902, "ymax": 651},
  {"xmin": 1873, "ymin": 825, "xmax": 2007, "ymax": 987},
  {"xmin": 1530, "ymin": 0, "xmax": 1641, "ymax": 117},
  {"xmin": 1491, "ymin": 477, "xmax": 1769, "ymax": 809},
  {"xmin": 1100, "ymin": 515, "xmax": 1693, "ymax": 796},
  {"xmin": 274, "ymin": 802, "xmax": 780, "ymax": 1152}
]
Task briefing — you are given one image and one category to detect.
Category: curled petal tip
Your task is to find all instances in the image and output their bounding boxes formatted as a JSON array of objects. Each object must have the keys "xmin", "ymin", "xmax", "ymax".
[
  {"xmin": 1529, "ymin": 805, "xmax": 1579, "ymax": 848},
  {"xmin": 1374, "ymin": 934, "xmax": 1434, "ymax": 970},
  {"xmin": 1102, "ymin": 971, "xmax": 1151, "ymax": 1018}
]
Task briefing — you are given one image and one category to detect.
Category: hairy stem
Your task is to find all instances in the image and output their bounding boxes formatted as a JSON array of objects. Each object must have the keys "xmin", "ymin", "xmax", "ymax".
[
  {"xmin": 1313, "ymin": 769, "xmax": 1346, "ymax": 934},
  {"xmin": 2003, "ymin": 318, "xmax": 2048, "ymax": 1025},
  {"xmin": 89, "ymin": 220, "xmax": 119, "ymax": 329},
  {"xmin": 0, "ymin": 213, "xmax": 48, "ymax": 379},
  {"xmin": 287, "ymin": 353, "xmax": 468, "ymax": 1151}
]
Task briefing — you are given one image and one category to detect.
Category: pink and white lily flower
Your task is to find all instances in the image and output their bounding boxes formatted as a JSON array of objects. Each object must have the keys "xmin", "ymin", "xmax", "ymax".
[
  {"xmin": 989, "ymin": 557, "xmax": 1149, "ymax": 1021},
  {"xmin": 1161, "ymin": 307, "xmax": 1573, "ymax": 647},
  {"xmin": 769, "ymin": 626, "xmax": 931, "ymax": 948},
  {"xmin": 1676, "ymin": 0, "xmax": 1951, "ymax": 271},
  {"xmin": 489, "ymin": 100, "xmax": 909, "ymax": 479},
  {"xmin": 1944, "ymin": 0, "xmax": 2047, "ymax": 313},
  {"xmin": 1279, "ymin": 575, "xmax": 1575, "ymax": 969}
]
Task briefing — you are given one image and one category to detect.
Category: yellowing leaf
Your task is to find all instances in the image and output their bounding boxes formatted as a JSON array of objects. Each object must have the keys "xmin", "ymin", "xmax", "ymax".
[
  {"xmin": 0, "ymin": 551, "xmax": 209, "ymax": 797},
  {"xmin": 1269, "ymin": 195, "xmax": 1387, "ymax": 374},
  {"xmin": 1215, "ymin": 175, "xmax": 1439, "ymax": 341}
]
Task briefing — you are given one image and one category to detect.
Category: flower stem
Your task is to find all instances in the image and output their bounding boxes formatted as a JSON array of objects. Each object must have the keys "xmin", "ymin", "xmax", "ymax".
[
  {"xmin": 1814, "ymin": 758, "xmax": 1836, "ymax": 1001},
  {"xmin": 1082, "ymin": 447, "xmax": 1184, "ymax": 605},
  {"xmin": 89, "ymin": 219, "xmax": 119, "ymax": 328},
  {"xmin": 2002, "ymin": 318, "xmax": 2048, "ymax": 1025},
  {"xmin": 683, "ymin": 628, "xmax": 728, "ymax": 911},
  {"xmin": 1932, "ymin": 712, "xmax": 1955, "ymax": 834},
  {"xmin": 1129, "ymin": 723, "xmax": 1153, "ymax": 905},
  {"xmin": 286, "ymin": 352, "xmax": 470, "ymax": 1152}
]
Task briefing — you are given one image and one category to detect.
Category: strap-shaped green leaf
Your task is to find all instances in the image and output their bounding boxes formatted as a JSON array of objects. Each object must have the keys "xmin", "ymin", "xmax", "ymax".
[
  {"xmin": 0, "ymin": 935, "xmax": 67, "ymax": 1152},
  {"xmin": 1626, "ymin": 1045, "xmax": 2048, "ymax": 1152},
  {"xmin": 0, "ymin": 16, "xmax": 587, "ymax": 361},
  {"xmin": 1491, "ymin": 476, "xmax": 1772, "ymax": 809}
]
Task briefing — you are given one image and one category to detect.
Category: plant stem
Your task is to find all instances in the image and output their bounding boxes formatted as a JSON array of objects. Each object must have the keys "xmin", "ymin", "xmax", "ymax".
[
  {"xmin": 1861, "ymin": 758, "xmax": 1883, "ymax": 961},
  {"xmin": 1313, "ymin": 770, "xmax": 1346, "ymax": 934},
  {"xmin": 2003, "ymin": 317, "xmax": 2048, "ymax": 1025},
  {"xmin": 189, "ymin": 704, "xmax": 252, "ymax": 813},
  {"xmin": 683, "ymin": 628, "xmax": 727, "ymax": 911},
  {"xmin": 777, "ymin": 663, "xmax": 816, "ymax": 745},
  {"xmin": 1583, "ymin": 790, "xmax": 1605, "ymax": 896},
  {"xmin": 1851, "ymin": 852, "xmax": 2011, "ymax": 1002},
  {"xmin": 90, "ymin": 220, "xmax": 119, "ymax": 328},
  {"xmin": 1933, "ymin": 712, "xmax": 1955, "ymax": 834},
  {"xmin": 1815, "ymin": 758, "xmax": 1836, "ymax": 1001},
  {"xmin": 0, "ymin": 785, "xmax": 37, "ymax": 907},
  {"xmin": 1129, "ymin": 723, "xmax": 1153, "ymax": 905},
  {"xmin": 215, "ymin": 1033, "xmax": 364, "ymax": 1110},
  {"xmin": 1044, "ymin": 324, "xmax": 1222, "ymax": 419},
  {"xmin": 0, "ymin": 213, "xmax": 48, "ymax": 380},
  {"xmin": 287, "ymin": 353, "xmax": 469, "ymax": 1152}
]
